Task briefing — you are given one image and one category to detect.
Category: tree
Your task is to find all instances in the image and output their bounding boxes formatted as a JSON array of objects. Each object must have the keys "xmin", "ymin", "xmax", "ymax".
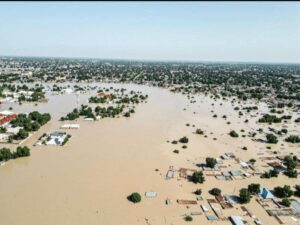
[
  {"xmin": 273, "ymin": 185, "xmax": 293, "ymax": 198},
  {"xmin": 270, "ymin": 168, "xmax": 279, "ymax": 177},
  {"xmin": 286, "ymin": 169, "xmax": 298, "ymax": 178},
  {"xmin": 239, "ymin": 188, "xmax": 251, "ymax": 203},
  {"xmin": 210, "ymin": 188, "xmax": 221, "ymax": 196},
  {"xmin": 206, "ymin": 157, "xmax": 217, "ymax": 168},
  {"xmin": 0, "ymin": 126, "xmax": 7, "ymax": 133},
  {"xmin": 129, "ymin": 192, "xmax": 141, "ymax": 203},
  {"xmin": 191, "ymin": 171, "xmax": 205, "ymax": 184},
  {"xmin": 248, "ymin": 183, "xmax": 260, "ymax": 194},
  {"xmin": 14, "ymin": 129, "xmax": 29, "ymax": 140},
  {"xmin": 31, "ymin": 121, "xmax": 41, "ymax": 131},
  {"xmin": 15, "ymin": 146, "xmax": 30, "ymax": 157},
  {"xmin": 195, "ymin": 129, "xmax": 204, "ymax": 135},
  {"xmin": 284, "ymin": 156, "xmax": 297, "ymax": 171},
  {"xmin": 266, "ymin": 133, "xmax": 278, "ymax": 144},
  {"xmin": 281, "ymin": 198, "xmax": 291, "ymax": 207},
  {"xmin": 194, "ymin": 189, "xmax": 202, "ymax": 195},
  {"xmin": 0, "ymin": 148, "xmax": 12, "ymax": 161},
  {"xmin": 179, "ymin": 136, "xmax": 189, "ymax": 144},
  {"xmin": 229, "ymin": 130, "xmax": 239, "ymax": 138},
  {"xmin": 285, "ymin": 135, "xmax": 300, "ymax": 143},
  {"xmin": 294, "ymin": 185, "xmax": 300, "ymax": 197},
  {"xmin": 184, "ymin": 215, "xmax": 193, "ymax": 222}
]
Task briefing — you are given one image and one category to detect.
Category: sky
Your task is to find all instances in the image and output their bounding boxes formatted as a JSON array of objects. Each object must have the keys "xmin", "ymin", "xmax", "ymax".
[{"xmin": 0, "ymin": 2, "xmax": 300, "ymax": 63}]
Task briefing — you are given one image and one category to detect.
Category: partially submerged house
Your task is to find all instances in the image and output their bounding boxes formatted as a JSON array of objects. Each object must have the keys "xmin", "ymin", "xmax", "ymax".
[
  {"xmin": 145, "ymin": 192, "xmax": 157, "ymax": 198},
  {"xmin": 47, "ymin": 131, "xmax": 68, "ymax": 145},
  {"xmin": 229, "ymin": 216, "xmax": 245, "ymax": 225},
  {"xmin": 290, "ymin": 200, "xmax": 300, "ymax": 214},
  {"xmin": 259, "ymin": 188, "xmax": 274, "ymax": 199}
]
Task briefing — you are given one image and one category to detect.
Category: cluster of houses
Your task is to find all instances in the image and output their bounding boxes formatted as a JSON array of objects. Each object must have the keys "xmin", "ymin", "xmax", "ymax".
[
  {"xmin": 0, "ymin": 111, "xmax": 22, "ymax": 142},
  {"xmin": 1, "ymin": 90, "xmax": 34, "ymax": 103},
  {"xmin": 164, "ymin": 151, "xmax": 300, "ymax": 224}
]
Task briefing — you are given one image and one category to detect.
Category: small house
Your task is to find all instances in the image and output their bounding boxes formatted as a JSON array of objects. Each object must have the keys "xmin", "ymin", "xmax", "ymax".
[{"xmin": 259, "ymin": 188, "xmax": 274, "ymax": 199}]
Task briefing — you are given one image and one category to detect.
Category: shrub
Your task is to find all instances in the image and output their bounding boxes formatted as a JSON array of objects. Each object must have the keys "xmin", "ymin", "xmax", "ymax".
[
  {"xmin": 206, "ymin": 157, "xmax": 217, "ymax": 168},
  {"xmin": 179, "ymin": 136, "xmax": 189, "ymax": 144},
  {"xmin": 281, "ymin": 198, "xmax": 291, "ymax": 207},
  {"xmin": 270, "ymin": 168, "xmax": 279, "ymax": 177},
  {"xmin": 0, "ymin": 148, "xmax": 12, "ymax": 161},
  {"xmin": 266, "ymin": 133, "xmax": 278, "ymax": 144},
  {"xmin": 286, "ymin": 169, "xmax": 298, "ymax": 178},
  {"xmin": 194, "ymin": 189, "xmax": 202, "ymax": 195},
  {"xmin": 210, "ymin": 188, "xmax": 221, "ymax": 196},
  {"xmin": 284, "ymin": 156, "xmax": 297, "ymax": 170},
  {"xmin": 239, "ymin": 188, "xmax": 251, "ymax": 203},
  {"xmin": 281, "ymin": 129, "xmax": 288, "ymax": 134},
  {"xmin": 195, "ymin": 129, "xmax": 204, "ymax": 135},
  {"xmin": 229, "ymin": 130, "xmax": 239, "ymax": 138},
  {"xmin": 191, "ymin": 171, "xmax": 205, "ymax": 184},
  {"xmin": 285, "ymin": 135, "xmax": 300, "ymax": 143},
  {"xmin": 261, "ymin": 169, "xmax": 279, "ymax": 179},
  {"xmin": 173, "ymin": 150, "xmax": 179, "ymax": 154},
  {"xmin": 294, "ymin": 185, "xmax": 300, "ymax": 197},
  {"xmin": 14, "ymin": 129, "xmax": 29, "ymax": 140},
  {"xmin": 273, "ymin": 185, "xmax": 293, "ymax": 198},
  {"xmin": 248, "ymin": 183, "xmax": 260, "ymax": 194},
  {"xmin": 14, "ymin": 146, "xmax": 30, "ymax": 157},
  {"xmin": 258, "ymin": 114, "xmax": 282, "ymax": 123},
  {"xmin": 129, "ymin": 192, "xmax": 141, "ymax": 203},
  {"xmin": 184, "ymin": 215, "xmax": 193, "ymax": 222}
]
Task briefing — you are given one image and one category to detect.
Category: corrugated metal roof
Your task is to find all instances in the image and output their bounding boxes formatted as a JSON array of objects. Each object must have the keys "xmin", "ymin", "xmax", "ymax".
[
  {"xmin": 291, "ymin": 200, "xmax": 300, "ymax": 213},
  {"xmin": 229, "ymin": 216, "xmax": 244, "ymax": 225}
]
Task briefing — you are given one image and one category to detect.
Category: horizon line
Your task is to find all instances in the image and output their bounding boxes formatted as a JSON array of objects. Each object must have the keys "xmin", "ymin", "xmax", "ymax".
[{"xmin": 1, "ymin": 54, "xmax": 300, "ymax": 65}]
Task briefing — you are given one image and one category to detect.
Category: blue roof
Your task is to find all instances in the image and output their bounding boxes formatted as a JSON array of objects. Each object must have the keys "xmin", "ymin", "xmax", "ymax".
[{"xmin": 259, "ymin": 188, "xmax": 274, "ymax": 199}]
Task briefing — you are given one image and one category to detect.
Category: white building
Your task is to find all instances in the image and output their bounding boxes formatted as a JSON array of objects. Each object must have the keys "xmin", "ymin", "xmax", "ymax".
[{"xmin": 46, "ymin": 131, "xmax": 67, "ymax": 145}]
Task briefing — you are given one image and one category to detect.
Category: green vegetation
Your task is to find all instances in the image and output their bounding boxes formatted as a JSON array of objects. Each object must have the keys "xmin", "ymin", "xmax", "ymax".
[
  {"xmin": 283, "ymin": 156, "xmax": 298, "ymax": 178},
  {"xmin": 294, "ymin": 185, "xmax": 300, "ymax": 197},
  {"xmin": 209, "ymin": 188, "xmax": 221, "ymax": 196},
  {"xmin": 62, "ymin": 134, "xmax": 72, "ymax": 146},
  {"xmin": 229, "ymin": 130, "xmax": 239, "ymax": 138},
  {"xmin": 285, "ymin": 135, "xmax": 300, "ymax": 143},
  {"xmin": 10, "ymin": 111, "xmax": 51, "ymax": 140},
  {"xmin": 195, "ymin": 129, "xmax": 204, "ymax": 135},
  {"xmin": 286, "ymin": 169, "xmax": 298, "ymax": 178},
  {"xmin": 0, "ymin": 127, "xmax": 7, "ymax": 133},
  {"xmin": 281, "ymin": 198, "xmax": 291, "ymax": 207},
  {"xmin": 266, "ymin": 133, "xmax": 278, "ymax": 144},
  {"xmin": 194, "ymin": 189, "xmax": 202, "ymax": 195},
  {"xmin": 206, "ymin": 157, "xmax": 217, "ymax": 168},
  {"xmin": 248, "ymin": 183, "xmax": 260, "ymax": 194},
  {"xmin": 239, "ymin": 188, "xmax": 251, "ymax": 203},
  {"xmin": 261, "ymin": 168, "xmax": 279, "ymax": 178},
  {"xmin": 184, "ymin": 215, "xmax": 193, "ymax": 222},
  {"xmin": 0, "ymin": 146, "xmax": 30, "ymax": 163},
  {"xmin": 273, "ymin": 185, "xmax": 293, "ymax": 198},
  {"xmin": 178, "ymin": 136, "xmax": 189, "ymax": 144},
  {"xmin": 191, "ymin": 171, "xmax": 205, "ymax": 184},
  {"xmin": 129, "ymin": 192, "xmax": 141, "ymax": 203},
  {"xmin": 258, "ymin": 114, "xmax": 282, "ymax": 124}
]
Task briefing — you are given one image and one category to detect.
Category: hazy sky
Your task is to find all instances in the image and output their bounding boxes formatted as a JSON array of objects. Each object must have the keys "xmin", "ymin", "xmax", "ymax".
[{"xmin": 0, "ymin": 2, "xmax": 300, "ymax": 63}]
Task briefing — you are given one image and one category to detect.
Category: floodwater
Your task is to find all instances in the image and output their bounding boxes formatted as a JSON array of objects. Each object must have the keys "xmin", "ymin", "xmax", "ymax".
[{"xmin": 0, "ymin": 83, "xmax": 299, "ymax": 225}]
